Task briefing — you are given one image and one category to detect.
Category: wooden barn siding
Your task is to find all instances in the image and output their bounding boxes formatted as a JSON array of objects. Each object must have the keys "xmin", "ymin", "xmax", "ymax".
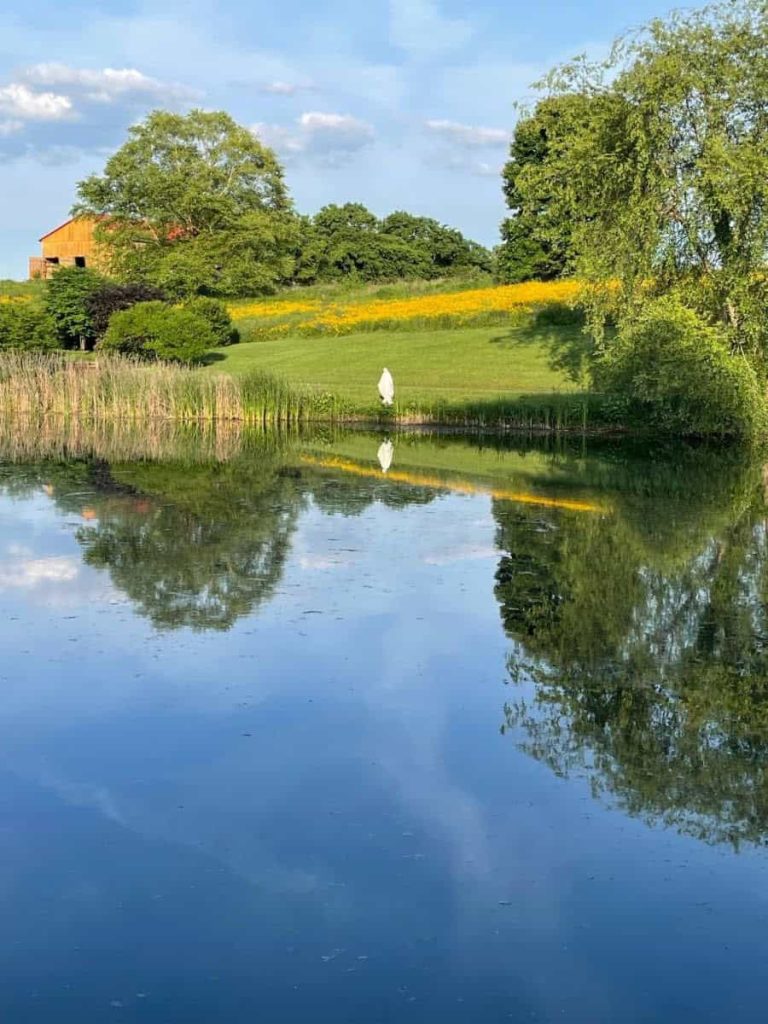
[
  {"xmin": 30, "ymin": 218, "xmax": 109, "ymax": 278},
  {"xmin": 41, "ymin": 219, "xmax": 99, "ymax": 261}
]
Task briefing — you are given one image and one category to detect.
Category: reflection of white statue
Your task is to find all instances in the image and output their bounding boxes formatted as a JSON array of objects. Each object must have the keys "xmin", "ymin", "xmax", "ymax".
[
  {"xmin": 377, "ymin": 439, "xmax": 394, "ymax": 474},
  {"xmin": 378, "ymin": 368, "xmax": 394, "ymax": 407}
]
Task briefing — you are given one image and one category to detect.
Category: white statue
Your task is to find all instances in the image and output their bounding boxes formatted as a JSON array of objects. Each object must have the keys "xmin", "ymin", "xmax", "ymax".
[{"xmin": 378, "ymin": 367, "xmax": 394, "ymax": 407}]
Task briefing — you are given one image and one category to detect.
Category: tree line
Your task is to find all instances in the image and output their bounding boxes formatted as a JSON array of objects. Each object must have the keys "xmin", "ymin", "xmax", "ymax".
[{"xmin": 70, "ymin": 109, "xmax": 490, "ymax": 299}]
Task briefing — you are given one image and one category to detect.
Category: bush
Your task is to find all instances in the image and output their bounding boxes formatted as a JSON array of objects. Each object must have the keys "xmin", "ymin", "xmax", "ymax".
[
  {"xmin": 44, "ymin": 266, "xmax": 106, "ymax": 349},
  {"xmin": 598, "ymin": 296, "xmax": 767, "ymax": 437},
  {"xmin": 86, "ymin": 282, "xmax": 167, "ymax": 338},
  {"xmin": 99, "ymin": 301, "xmax": 217, "ymax": 364},
  {"xmin": 183, "ymin": 296, "xmax": 239, "ymax": 345},
  {"xmin": 0, "ymin": 303, "xmax": 58, "ymax": 351}
]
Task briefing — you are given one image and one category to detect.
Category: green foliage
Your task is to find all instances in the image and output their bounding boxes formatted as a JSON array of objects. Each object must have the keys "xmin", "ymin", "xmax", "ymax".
[
  {"xmin": 44, "ymin": 266, "xmax": 106, "ymax": 349},
  {"xmin": 381, "ymin": 210, "xmax": 492, "ymax": 276},
  {"xmin": 498, "ymin": 95, "xmax": 581, "ymax": 282},
  {"xmin": 143, "ymin": 212, "xmax": 299, "ymax": 299},
  {"xmin": 598, "ymin": 297, "xmax": 767, "ymax": 436},
  {"xmin": 99, "ymin": 301, "xmax": 216, "ymax": 363},
  {"xmin": 295, "ymin": 202, "xmax": 491, "ymax": 284},
  {"xmin": 183, "ymin": 296, "xmax": 239, "ymax": 345},
  {"xmin": 0, "ymin": 303, "xmax": 58, "ymax": 351},
  {"xmin": 86, "ymin": 282, "xmax": 167, "ymax": 337},
  {"xmin": 314, "ymin": 202, "xmax": 378, "ymax": 238},
  {"xmin": 74, "ymin": 109, "xmax": 296, "ymax": 298},
  {"xmin": 528, "ymin": 1, "xmax": 768, "ymax": 356}
]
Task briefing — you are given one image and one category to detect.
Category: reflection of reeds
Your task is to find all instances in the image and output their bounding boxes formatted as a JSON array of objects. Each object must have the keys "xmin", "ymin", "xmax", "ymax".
[
  {"xmin": 0, "ymin": 415, "xmax": 253, "ymax": 463},
  {"xmin": 0, "ymin": 352, "xmax": 332, "ymax": 426}
]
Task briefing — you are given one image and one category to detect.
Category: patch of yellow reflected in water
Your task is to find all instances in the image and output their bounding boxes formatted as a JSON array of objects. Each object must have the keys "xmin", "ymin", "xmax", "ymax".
[{"xmin": 299, "ymin": 454, "xmax": 607, "ymax": 514}]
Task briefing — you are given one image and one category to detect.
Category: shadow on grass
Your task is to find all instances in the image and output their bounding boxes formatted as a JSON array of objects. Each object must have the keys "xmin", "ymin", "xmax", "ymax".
[{"xmin": 490, "ymin": 307, "xmax": 595, "ymax": 385}]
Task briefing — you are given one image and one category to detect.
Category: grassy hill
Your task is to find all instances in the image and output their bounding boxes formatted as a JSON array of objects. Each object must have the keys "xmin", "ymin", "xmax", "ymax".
[{"xmin": 205, "ymin": 319, "xmax": 583, "ymax": 411}]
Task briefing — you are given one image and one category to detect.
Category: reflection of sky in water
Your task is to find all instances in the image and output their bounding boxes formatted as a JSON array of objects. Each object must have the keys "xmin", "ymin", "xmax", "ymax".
[{"xmin": 0, "ymin": 481, "xmax": 767, "ymax": 1022}]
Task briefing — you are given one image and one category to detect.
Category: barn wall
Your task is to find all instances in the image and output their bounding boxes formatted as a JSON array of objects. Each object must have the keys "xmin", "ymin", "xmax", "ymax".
[{"xmin": 30, "ymin": 218, "xmax": 108, "ymax": 278}]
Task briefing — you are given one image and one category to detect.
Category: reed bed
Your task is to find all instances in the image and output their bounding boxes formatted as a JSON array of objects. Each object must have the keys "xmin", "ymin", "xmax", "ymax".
[
  {"xmin": 0, "ymin": 351, "xmax": 335, "ymax": 426},
  {"xmin": 0, "ymin": 353, "xmax": 609, "ymax": 435},
  {"xmin": 386, "ymin": 393, "xmax": 608, "ymax": 432}
]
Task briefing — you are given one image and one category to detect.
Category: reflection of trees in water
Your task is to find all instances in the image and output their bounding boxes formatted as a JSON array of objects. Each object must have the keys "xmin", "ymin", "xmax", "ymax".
[
  {"xmin": 309, "ymin": 474, "xmax": 439, "ymax": 516},
  {"xmin": 75, "ymin": 459, "xmax": 437, "ymax": 631},
  {"xmin": 77, "ymin": 460, "xmax": 304, "ymax": 631},
  {"xmin": 0, "ymin": 449, "xmax": 439, "ymax": 632},
  {"xmin": 495, "ymin": 448, "xmax": 768, "ymax": 846}
]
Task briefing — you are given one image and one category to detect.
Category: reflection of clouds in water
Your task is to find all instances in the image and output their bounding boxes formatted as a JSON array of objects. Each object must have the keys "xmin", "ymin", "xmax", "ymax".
[
  {"xmin": 298, "ymin": 553, "xmax": 356, "ymax": 571},
  {"xmin": 27, "ymin": 761, "xmax": 127, "ymax": 827},
  {"xmin": 0, "ymin": 544, "xmax": 121, "ymax": 607},
  {"xmin": 0, "ymin": 489, "xmax": 510, "ymax": 917},
  {"xmin": 423, "ymin": 544, "xmax": 497, "ymax": 566},
  {"xmin": 0, "ymin": 553, "xmax": 78, "ymax": 588}
]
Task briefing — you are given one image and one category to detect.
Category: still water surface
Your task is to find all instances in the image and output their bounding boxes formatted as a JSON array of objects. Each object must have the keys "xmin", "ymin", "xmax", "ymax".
[{"xmin": 1, "ymin": 429, "xmax": 768, "ymax": 1022}]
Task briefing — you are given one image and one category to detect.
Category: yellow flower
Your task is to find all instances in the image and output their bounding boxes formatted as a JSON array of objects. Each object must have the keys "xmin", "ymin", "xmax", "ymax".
[{"xmin": 227, "ymin": 280, "xmax": 582, "ymax": 338}]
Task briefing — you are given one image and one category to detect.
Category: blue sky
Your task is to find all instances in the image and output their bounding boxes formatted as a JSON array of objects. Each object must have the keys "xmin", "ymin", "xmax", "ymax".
[{"xmin": 0, "ymin": 0, "xmax": 705, "ymax": 279}]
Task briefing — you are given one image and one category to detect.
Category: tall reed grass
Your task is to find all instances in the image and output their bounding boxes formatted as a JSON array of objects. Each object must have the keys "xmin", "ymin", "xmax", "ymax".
[
  {"xmin": 0, "ymin": 352, "xmax": 338, "ymax": 426},
  {"xmin": 0, "ymin": 353, "xmax": 609, "ymax": 434}
]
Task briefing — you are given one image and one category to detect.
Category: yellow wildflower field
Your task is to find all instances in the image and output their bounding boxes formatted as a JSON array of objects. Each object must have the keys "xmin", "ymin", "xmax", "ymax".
[{"xmin": 228, "ymin": 279, "xmax": 581, "ymax": 338}]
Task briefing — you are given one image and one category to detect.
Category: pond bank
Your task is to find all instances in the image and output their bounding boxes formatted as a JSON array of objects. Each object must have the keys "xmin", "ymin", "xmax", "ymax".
[{"xmin": 0, "ymin": 350, "xmax": 619, "ymax": 434}]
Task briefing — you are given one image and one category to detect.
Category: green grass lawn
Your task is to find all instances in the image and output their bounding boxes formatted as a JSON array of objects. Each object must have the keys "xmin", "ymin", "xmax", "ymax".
[{"xmin": 205, "ymin": 320, "xmax": 582, "ymax": 407}]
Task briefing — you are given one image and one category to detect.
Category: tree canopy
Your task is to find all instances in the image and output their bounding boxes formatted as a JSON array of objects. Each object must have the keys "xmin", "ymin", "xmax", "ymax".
[
  {"xmin": 497, "ymin": 95, "xmax": 581, "ymax": 283},
  {"xmin": 519, "ymin": 0, "xmax": 768, "ymax": 358},
  {"xmin": 294, "ymin": 202, "xmax": 491, "ymax": 284},
  {"xmin": 75, "ymin": 109, "xmax": 297, "ymax": 298}
]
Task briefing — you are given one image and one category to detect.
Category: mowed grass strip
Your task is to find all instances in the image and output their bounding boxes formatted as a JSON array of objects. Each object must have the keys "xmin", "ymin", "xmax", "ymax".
[{"xmin": 204, "ymin": 322, "xmax": 579, "ymax": 406}]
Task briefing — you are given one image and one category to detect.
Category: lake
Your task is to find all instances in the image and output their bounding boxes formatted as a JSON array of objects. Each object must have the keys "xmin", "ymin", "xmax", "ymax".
[{"xmin": 1, "ymin": 427, "xmax": 767, "ymax": 1022}]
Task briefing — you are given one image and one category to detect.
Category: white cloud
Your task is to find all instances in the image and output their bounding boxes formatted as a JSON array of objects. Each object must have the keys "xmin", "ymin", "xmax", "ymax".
[
  {"xmin": 424, "ymin": 118, "xmax": 509, "ymax": 148},
  {"xmin": 260, "ymin": 80, "xmax": 313, "ymax": 96},
  {"xmin": 300, "ymin": 110, "xmax": 373, "ymax": 143},
  {"xmin": 443, "ymin": 153, "xmax": 503, "ymax": 178},
  {"xmin": 254, "ymin": 111, "xmax": 374, "ymax": 165},
  {"xmin": 22, "ymin": 63, "xmax": 197, "ymax": 104},
  {"xmin": 0, "ymin": 62, "xmax": 199, "ymax": 165},
  {"xmin": 388, "ymin": 0, "xmax": 473, "ymax": 57},
  {"xmin": 0, "ymin": 82, "xmax": 72, "ymax": 122}
]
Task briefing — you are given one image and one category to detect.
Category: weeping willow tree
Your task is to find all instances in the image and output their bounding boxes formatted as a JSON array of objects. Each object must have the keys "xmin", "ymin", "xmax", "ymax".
[{"xmin": 526, "ymin": 0, "xmax": 768, "ymax": 361}]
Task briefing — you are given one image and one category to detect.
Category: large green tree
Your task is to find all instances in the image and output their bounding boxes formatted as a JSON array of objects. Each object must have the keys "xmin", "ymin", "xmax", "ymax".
[
  {"xmin": 497, "ymin": 95, "xmax": 583, "ymax": 283},
  {"xmin": 75, "ymin": 109, "xmax": 297, "ymax": 298},
  {"xmin": 525, "ymin": 0, "xmax": 768, "ymax": 357}
]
